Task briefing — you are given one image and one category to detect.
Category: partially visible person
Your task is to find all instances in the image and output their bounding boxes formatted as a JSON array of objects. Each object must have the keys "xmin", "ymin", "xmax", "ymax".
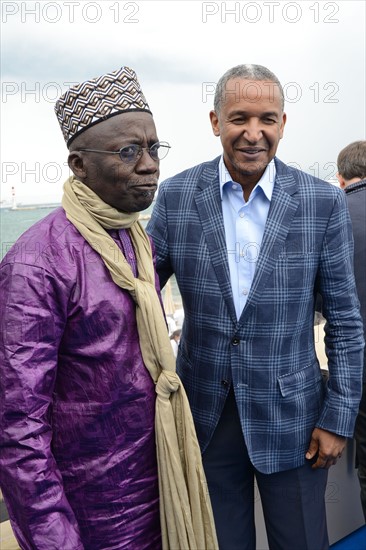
[
  {"xmin": 170, "ymin": 329, "xmax": 182, "ymax": 357},
  {"xmin": 147, "ymin": 63, "xmax": 364, "ymax": 549},
  {"xmin": 337, "ymin": 140, "xmax": 366, "ymax": 519},
  {"xmin": 0, "ymin": 66, "xmax": 217, "ymax": 550}
]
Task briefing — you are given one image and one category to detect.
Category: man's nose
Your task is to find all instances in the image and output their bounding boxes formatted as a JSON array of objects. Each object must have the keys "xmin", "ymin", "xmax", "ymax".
[
  {"xmin": 243, "ymin": 119, "xmax": 263, "ymax": 142},
  {"xmin": 136, "ymin": 148, "xmax": 159, "ymax": 172}
]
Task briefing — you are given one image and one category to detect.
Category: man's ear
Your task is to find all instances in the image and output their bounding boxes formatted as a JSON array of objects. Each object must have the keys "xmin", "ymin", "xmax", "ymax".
[
  {"xmin": 336, "ymin": 172, "xmax": 346, "ymax": 189},
  {"xmin": 68, "ymin": 151, "xmax": 87, "ymax": 179},
  {"xmin": 209, "ymin": 110, "xmax": 221, "ymax": 137},
  {"xmin": 279, "ymin": 112, "xmax": 287, "ymax": 139}
]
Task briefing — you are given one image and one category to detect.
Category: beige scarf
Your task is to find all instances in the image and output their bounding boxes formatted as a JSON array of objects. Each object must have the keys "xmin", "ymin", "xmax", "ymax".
[{"xmin": 62, "ymin": 176, "xmax": 218, "ymax": 550}]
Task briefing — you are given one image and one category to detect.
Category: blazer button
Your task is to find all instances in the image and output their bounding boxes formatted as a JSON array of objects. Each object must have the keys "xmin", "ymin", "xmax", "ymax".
[
  {"xmin": 231, "ymin": 338, "xmax": 240, "ymax": 346},
  {"xmin": 221, "ymin": 379, "xmax": 230, "ymax": 387}
]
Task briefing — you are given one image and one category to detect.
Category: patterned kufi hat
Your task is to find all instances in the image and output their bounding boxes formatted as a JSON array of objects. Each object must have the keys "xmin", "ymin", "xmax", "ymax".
[{"xmin": 55, "ymin": 66, "xmax": 151, "ymax": 146}]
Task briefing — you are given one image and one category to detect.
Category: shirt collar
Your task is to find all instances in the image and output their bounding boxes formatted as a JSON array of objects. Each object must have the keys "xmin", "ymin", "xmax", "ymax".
[
  {"xmin": 344, "ymin": 178, "xmax": 366, "ymax": 194},
  {"xmin": 219, "ymin": 155, "xmax": 276, "ymax": 202}
]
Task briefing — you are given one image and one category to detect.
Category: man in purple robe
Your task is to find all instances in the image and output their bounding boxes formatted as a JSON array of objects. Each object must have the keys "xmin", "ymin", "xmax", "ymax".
[{"xmin": 0, "ymin": 67, "xmax": 171, "ymax": 550}]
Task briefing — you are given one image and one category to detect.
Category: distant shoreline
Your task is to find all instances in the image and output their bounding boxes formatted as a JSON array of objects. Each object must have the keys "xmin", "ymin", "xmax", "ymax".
[
  {"xmin": 0, "ymin": 204, "xmax": 61, "ymax": 211},
  {"xmin": 0, "ymin": 204, "xmax": 151, "ymax": 220}
]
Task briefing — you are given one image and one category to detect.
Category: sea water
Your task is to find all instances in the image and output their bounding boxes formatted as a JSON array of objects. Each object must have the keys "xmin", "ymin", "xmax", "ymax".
[{"xmin": 0, "ymin": 204, "xmax": 182, "ymax": 310}]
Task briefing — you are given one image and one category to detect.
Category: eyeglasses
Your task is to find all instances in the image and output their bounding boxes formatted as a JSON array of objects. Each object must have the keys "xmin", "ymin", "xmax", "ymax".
[{"xmin": 77, "ymin": 141, "xmax": 171, "ymax": 164}]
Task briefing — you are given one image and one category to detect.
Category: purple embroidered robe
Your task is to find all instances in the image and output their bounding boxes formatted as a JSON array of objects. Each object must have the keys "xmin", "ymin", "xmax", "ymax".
[{"xmin": 0, "ymin": 207, "xmax": 161, "ymax": 550}]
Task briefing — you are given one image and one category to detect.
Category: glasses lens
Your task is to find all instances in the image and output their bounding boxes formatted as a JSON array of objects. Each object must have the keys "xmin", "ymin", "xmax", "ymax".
[
  {"xmin": 119, "ymin": 145, "xmax": 140, "ymax": 163},
  {"xmin": 151, "ymin": 142, "xmax": 170, "ymax": 160},
  {"xmin": 118, "ymin": 142, "xmax": 171, "ymax": 163}
]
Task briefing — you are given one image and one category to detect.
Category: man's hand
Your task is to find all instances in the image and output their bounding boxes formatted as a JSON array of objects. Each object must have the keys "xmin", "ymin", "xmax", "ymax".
[{"xmin": 305, "ymin": 427, "xmax": 346, "ymax": 469}]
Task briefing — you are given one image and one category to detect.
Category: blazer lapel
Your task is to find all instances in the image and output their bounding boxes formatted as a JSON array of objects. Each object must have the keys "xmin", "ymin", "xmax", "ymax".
[
  {"xmin": 239, "ymin": 158, "xmax": 300, "ymax": 322},
  {"xmin": 194, "ymin": 158, "xmax": 237, "ymax": 323}
]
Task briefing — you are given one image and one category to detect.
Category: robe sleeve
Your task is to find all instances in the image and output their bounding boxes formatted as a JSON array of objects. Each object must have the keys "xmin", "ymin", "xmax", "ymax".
[{"xmin": 0, "ymin": 262, "xmax": 84, "ymax": 550}]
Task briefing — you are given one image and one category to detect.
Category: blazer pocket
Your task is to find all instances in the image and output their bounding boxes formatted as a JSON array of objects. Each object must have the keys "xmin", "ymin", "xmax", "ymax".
[{"xmin": 278, "ymin": 363, "xmax": 322, "ymax": 397}]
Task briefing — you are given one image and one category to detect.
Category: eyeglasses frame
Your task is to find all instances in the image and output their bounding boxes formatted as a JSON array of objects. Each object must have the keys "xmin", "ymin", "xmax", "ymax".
[{"xmin": 76, "ymin": 141, "xmax": 171, "ymax": 163}]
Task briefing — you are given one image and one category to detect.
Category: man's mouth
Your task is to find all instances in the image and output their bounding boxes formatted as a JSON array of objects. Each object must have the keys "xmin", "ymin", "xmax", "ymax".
[
  {"xmin": 238, "ymin": 147, "xmax": 266, "ymax": 155},
  {"xmin": 136, "ymin": 183, "xmax": 158, "ymax": 197},
  {"xmin": 135, "ymin": 181, "xmax": 158, "ymax": 189}
]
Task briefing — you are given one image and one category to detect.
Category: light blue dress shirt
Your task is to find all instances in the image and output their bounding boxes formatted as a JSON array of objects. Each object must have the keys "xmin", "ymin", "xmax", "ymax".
[{"xmin": 219, "ymin": 156, "xmax": 276, "ymax": 319}]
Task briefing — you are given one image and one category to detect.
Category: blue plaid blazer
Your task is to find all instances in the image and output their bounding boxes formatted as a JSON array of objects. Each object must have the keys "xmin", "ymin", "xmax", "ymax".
[{"xmin": 147, "ymin": 156, "xmax": 364, "ymax": 474}]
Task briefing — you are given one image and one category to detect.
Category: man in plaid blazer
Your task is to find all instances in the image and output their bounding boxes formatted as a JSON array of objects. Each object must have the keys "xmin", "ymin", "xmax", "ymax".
[{"xmin": 147, "ymin": 65, "xmax": 364, "ymax": 549}]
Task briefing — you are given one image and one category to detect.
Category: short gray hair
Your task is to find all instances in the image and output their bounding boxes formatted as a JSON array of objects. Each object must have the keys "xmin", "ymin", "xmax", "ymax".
[
  {"xmin": 213, "ymin": 64, "xmax": 285, "ymax": 113},
  {"xmin": 337, "ymin": 141, "xmax": 366, "ymax": 181}
]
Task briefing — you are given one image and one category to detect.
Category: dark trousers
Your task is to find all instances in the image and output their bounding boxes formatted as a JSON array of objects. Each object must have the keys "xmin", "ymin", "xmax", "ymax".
[
  {"xmin": 202, "ymin": 388, "xmax": 329, "ymax": 550},
  {"xmin": 355, "ymin": 382, "xmax": 366, "ymax": 520}
]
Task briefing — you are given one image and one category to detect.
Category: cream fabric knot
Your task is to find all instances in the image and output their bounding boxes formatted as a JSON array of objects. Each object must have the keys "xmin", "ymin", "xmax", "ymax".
[{"xmin": 156, "ymin": 370, "xmax": 181, "ymax": 397}]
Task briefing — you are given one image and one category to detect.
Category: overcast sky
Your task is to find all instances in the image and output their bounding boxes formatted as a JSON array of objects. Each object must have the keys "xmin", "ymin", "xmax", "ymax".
[{"xmin": 1, "ymin": 0, "xmax": 365, "ymax": 204}]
